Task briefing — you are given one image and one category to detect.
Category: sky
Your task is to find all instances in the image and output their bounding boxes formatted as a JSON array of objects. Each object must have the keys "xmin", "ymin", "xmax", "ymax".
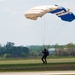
[{"xmin": 0, "ymin": 0, "xmax": 75, "ymax": 46}]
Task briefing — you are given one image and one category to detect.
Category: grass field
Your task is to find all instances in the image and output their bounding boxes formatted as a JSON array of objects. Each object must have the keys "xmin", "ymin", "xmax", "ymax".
[{"xmin": 0, "ymin": 57, "xmax": 75, "ymax": 71}]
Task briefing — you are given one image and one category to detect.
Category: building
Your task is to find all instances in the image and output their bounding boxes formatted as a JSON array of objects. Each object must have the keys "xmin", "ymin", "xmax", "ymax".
[{"xmin": 48, "ymin": 48, "xmax": 55, "ymax": 55}]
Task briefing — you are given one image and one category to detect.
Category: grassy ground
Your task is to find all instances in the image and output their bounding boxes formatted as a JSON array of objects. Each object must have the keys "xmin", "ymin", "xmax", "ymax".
[{"xmin": 0, "ymin": 57, "xmax": 75, "ymax": 71}]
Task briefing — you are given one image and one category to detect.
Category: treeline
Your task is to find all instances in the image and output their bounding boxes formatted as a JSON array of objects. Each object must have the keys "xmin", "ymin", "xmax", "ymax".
[
  {"xmin": 29, "ymin": 43, "xmax": 75, "ymax": 57},
  {"xmin": 55, "ymin": 43, "xmax": 75, "ymax": 56},
  {"xmin": 0, "ymin": 42, "xmax": 75, "ymax": 58},
  {"xmin": 0, "ymin": 42, "xmax": 30, "ymax": 58}
]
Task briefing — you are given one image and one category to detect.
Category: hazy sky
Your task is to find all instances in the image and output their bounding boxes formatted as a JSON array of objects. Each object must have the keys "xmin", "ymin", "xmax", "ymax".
[{"xmin": 0, "ymin": 0, "xmax": 75, "ymax": 46}]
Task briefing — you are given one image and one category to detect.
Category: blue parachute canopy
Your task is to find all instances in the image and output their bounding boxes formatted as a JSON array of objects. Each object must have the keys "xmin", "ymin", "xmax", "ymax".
[
  {"xmin": 59, "ymin": 12, "xmax": 75, "ymax": 22},
  {"xmin": 50, "ymin": 6, "xmax": 75, "ymax": 22},
  {"xmin": 25, "ymin": 5, "xmax": 75, "ymax": 22}
]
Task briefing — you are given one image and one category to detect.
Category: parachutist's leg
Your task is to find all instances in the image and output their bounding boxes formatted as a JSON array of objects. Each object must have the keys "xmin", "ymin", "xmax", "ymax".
[
  {"xmin": 41, "ymin": 57, "xmax": 45, "ymax": 64},
  {"xmin": 44, "ymin": 57, "xmax": 47, "ymax": 64}
]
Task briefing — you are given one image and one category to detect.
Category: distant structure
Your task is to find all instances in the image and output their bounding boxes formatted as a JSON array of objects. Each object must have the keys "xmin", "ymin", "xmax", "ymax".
[{"xmin": 48, "ymin": 48, "xmax": 55, "ymax": 55}]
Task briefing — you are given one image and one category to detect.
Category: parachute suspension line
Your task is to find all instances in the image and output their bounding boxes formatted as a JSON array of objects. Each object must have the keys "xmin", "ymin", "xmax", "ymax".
[
  {"xmin": 25, "ymin": 5, "xmax": 75, "ymax": 47},
  {"xmin": 32, "ymin": 16, "xmax": 47, "ymax": 49},
  {"xmin": 51, "ymin": 21, "xmax": 62, "ymax": 44},
  {"xmin": 41, "ymin": 15, "xmax": 66, "ymax": 46},
  {"xmin": 50, "ymin": 21, "xmax": 67, "ymax": 44},
  {"xmin": 33, "ymin": 20, "xmax": 44, "ymax": 45},
  {"xmin": 42, "ymin": 15, "xmax": 49, "ymax": 49},
  {"xmin": 35, "ymin": 18, "xmax": 45, "ymax": 49},
  {"xmin": 42, "ymin": 16, "xmax": 46, "ymax": 46},
  {"xmin": 43, "ymin": 14, "xmax": 57, "ymax": 45},
  {"xmin": 43, "ymin": 15, "xmax": 63, "ymax": 45},
  {"xmin": 42, "ymin": 15, "xmax": 52, "ymax": 49},
  {"xmin": 49, "ymin": 22, "xmax": 59, "ymax": 44},
  {"xmin": 39, "ymin": 18, "xmax": 46, "ymax": 46},
  {"xmin": 32, "ymin": 19, "xmax": 48, "ymax": 46},
  {"xmin": 55, "ymin": 22, "xmax": 69, "ymax": 41}
]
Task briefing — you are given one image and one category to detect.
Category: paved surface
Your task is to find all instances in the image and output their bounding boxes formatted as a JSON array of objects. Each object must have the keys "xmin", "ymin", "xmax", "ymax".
[{"xmin": 0, "ymin": 71, "xmax": 75, "ymax": 75}]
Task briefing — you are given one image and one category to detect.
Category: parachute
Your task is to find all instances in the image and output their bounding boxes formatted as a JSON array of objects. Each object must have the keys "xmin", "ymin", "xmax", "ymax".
[
  {"xmin": 24, "ymin": 5, "xmax": 75, "ymax": 47},
  {"xmin": 25, "ymin": 5, "xmax": 75, "ymax": 22}
]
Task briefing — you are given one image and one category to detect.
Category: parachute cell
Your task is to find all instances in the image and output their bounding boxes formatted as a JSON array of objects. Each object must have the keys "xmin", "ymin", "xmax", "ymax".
[{"xmin": 25, "ymin": 5, "xmax": 75, "ymax": 22}]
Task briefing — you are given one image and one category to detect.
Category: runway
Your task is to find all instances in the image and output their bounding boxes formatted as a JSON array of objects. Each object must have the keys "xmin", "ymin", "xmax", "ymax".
[{"xmin": 0, "ymin": 71, "xmax": 75, "ymax": 75}]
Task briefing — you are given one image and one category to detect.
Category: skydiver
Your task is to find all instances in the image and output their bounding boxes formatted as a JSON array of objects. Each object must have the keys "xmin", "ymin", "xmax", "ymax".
[{"xmin": 41, "ymin": 48, "xmax": 49, "ymax": 64}]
